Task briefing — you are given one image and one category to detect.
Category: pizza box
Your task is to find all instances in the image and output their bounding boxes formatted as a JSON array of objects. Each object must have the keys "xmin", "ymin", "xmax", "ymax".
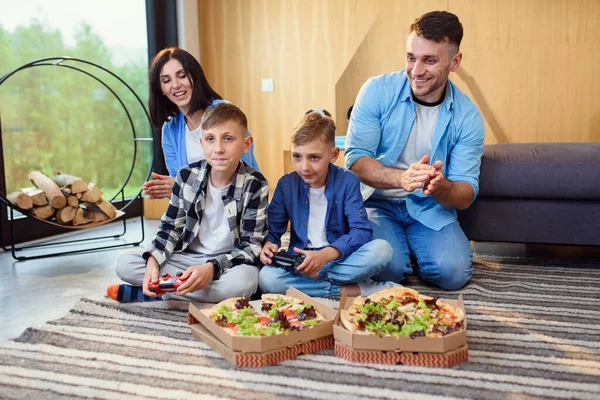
[
  {"xmin": 188, "ymin": 287, "xmax": 338, "ymax": 353},
  {"xmin": 190, "ymin": 323, "xmax": 334, "ymax": 367},
  {"xmin": 335, "ymin": 341, "xmax": 468, "ymax": 367},
  {"xmin": 333, "ymin": 290, "xmax": 467, "ymax": 353}
]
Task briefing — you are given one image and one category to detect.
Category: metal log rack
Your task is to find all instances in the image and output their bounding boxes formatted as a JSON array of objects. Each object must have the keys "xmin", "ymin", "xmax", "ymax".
[{"xmin": 0, "ymin": 57, "xmax": 154, "ymax": 261}]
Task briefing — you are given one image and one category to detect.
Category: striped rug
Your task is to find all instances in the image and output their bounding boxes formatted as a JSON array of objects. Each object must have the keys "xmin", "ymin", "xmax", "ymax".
[{"xmin": 1, "ymin": 255, "xmax": 599, "ymax": 399}]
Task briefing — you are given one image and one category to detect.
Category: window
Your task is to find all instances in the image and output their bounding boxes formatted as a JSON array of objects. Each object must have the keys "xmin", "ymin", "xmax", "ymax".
[{"xmin": 0, "ymin": 0, "xmax": 171, "ymax": 244}]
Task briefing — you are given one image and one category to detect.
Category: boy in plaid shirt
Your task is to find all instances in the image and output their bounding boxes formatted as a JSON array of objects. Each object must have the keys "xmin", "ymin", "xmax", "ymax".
[{"xmin": 108, "ymin": 103, "xmax": 268, "ymax": 302}]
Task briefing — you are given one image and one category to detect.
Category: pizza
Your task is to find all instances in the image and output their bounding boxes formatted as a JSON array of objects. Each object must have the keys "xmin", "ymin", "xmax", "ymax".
[
  {"xmin": 340, "ymin": 287, "xmax": 465, "ymax": 338},
  {"xmin": 207, "ymin": 294, "xmax": 326, "ymax": 336}
]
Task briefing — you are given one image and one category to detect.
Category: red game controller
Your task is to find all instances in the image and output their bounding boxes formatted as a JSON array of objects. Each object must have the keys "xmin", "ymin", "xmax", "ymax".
[{"xmin": 148, "ymin": 272, "xmax": 188, "ymax": 294}]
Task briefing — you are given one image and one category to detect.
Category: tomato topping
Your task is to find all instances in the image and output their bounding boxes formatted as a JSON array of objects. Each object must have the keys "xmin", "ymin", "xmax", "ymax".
[
  {"xmin": 283, "ymin": 308, "xmax": 297, "ymax": 316},
  {"xmin": 259, "ymin": 316, "xmax": 271, "ymax": 325}
]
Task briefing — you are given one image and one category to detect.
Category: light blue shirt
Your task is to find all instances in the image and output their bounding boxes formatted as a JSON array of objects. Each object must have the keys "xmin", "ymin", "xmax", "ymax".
[{"xmin": 345, "ymin": 71, "xmax": 485, "ymax": 231}]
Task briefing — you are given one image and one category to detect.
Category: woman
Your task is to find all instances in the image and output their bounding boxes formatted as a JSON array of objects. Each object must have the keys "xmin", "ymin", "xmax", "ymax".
[{"xmin": 143, "ymin": 47, "xmax": 259, "ymax": 199}]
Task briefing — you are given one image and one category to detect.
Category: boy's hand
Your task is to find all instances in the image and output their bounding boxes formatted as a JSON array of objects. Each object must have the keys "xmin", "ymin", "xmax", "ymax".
[
  {"xmin": 260, "ymin": 241, "xmax": 279, "ymax": 265},
  {"xmin": 294, "ymin": 246, "xmax": 341, "ymax": 279},
  {"xmin": 176, "ymin": 263, "xmax": 214, "ymax": 295},
  {"xmin": 142, "ymin": 256, "xmax": 161, "ymax": 297}
]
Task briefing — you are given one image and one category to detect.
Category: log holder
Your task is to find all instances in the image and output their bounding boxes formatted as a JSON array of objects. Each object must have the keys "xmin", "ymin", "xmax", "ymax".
[{"xmin": 0, "ymin": 57, "xmax": 153, "ymax": 261}]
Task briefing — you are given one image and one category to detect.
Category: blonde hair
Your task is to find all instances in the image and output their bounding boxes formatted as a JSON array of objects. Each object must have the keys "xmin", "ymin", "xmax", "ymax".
[
  {"xmin": 201, "ymin": 103, "xmax": 248, "ymax": 134},
  {"xmin": 291, "ymin": 112, "xmax": 336, "ymax": 146}
]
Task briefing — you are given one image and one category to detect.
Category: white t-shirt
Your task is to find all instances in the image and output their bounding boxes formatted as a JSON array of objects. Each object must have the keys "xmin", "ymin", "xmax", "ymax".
[
  {"xmin": 185, "ymin": 123, "xmax": 205, "ymax": 164},
  {"xmin": 374, "ymin": 101, "xmax": 441, "ymax": 198},
  {"xmin": 307, "ymin": 186, "xmax": 329, "ymax": 248},
  {"xmin": 188, "ymin": 181, "xmax": 233, "ymax": 256}
]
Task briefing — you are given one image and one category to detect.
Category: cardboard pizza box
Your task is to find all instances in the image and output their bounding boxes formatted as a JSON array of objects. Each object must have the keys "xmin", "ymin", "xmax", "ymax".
[
  {"xmin": 335, "ymin": 341, "xmax": 468, "ymax": 367},
  {"xmin": 190, "ymin": 323, "xmax": 334, "ymax": 367},
  {"xmin": 333, "ymin": 290, "xmax": 467, "ymax": 353},
  {"xmin": 188, "ymin": 287, "xmax": 338, "ymax": 353}
]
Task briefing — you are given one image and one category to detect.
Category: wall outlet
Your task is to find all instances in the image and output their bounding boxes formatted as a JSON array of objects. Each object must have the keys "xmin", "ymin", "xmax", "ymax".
[{"xmin": 261, "ymin": 78, "xmax": 274, "ymax": 92}]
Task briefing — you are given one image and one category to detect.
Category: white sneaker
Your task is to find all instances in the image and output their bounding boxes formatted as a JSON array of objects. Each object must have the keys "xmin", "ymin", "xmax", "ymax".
[{"xmin": 357, "ymin": 279, "xmax": 402, "ymax": 297}]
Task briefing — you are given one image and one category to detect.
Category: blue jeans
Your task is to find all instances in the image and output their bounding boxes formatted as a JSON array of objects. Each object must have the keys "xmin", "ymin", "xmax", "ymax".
[
  {"xmin": 366, "ymin": 197, "xmax": 472, "ymax": 290},
  {"xmin": 258, "ymin": 239, "xmax": 392, "ymax": 297}
]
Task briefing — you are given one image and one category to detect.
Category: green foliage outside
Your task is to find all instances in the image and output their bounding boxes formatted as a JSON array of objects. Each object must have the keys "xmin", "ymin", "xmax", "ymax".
[{"xmin": 0, "ymin": 20, "xmax": 153, "ymax": 202}]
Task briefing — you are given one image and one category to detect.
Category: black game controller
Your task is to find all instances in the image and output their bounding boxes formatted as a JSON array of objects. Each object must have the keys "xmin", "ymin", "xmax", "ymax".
[{"xmin": 271, "ymin": 251, "xmax": 306, "ymax": 276}]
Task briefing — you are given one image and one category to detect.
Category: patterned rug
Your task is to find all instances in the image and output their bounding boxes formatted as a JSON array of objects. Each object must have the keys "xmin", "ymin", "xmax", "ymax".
[{"xmin": 1, "ymin": 255, "xmax": 599, "ymax": 399}]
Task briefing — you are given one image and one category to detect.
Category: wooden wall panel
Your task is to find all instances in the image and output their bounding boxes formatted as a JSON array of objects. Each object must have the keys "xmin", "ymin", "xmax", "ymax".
[
  {"xmin": 198, "ymin": 0, "xmax": 600, "ymax": 189},
  {"xmin": 198, "ymin": 0, "xmax": 379, "ymax": 188},
  {"xmin": 451, "ymin": 0, "xmax": 600, "ymax": 144}
]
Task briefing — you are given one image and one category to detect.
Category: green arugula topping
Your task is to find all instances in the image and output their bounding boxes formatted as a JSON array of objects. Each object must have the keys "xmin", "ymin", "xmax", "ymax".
[
  {"xmin": 215, "ymin": 305, "xmax": 233, "ymax": 322},
  {"xmin": 231, "ymin": 307, "xmax": 256, "ymax": 324},
  {"xmin": 386, "ymin": 298, "xmax": 400, "ymax": 311},
  {"xmin": 276, "ymin": 297, "xmax": 288, "ymax": 307},
  {"xmin": 357, "ymin": 301, "xmax": 385, "ymax": 316},
  {"xmin": 303, "ymin": 319, "xmax": 318, "ymax": 327},
  {"xmin": 268, "ymin": 307, "xmax": 279, "ymax": 319}
]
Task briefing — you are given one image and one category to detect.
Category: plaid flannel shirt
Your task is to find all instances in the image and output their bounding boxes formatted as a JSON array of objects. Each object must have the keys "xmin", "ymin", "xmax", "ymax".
[{"xmin": 144, "ymin": 160, "xmax": 269, "ymax": 280}]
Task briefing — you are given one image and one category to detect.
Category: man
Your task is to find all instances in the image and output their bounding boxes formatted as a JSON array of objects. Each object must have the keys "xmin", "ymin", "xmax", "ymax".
[{"xmin": 345, "ymin": 11, "xmax": 484, "ymax": 290}]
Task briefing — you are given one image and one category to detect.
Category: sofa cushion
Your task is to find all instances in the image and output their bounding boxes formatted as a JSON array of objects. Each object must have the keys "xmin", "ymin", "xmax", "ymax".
[{"xmin": 477, "ymin": 143, "xmax": 600, "ymax": 200}]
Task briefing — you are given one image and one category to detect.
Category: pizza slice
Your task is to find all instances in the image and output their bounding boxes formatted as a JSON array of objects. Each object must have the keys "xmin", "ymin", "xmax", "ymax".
[
  {"xmin": 340, "ymin": 287, "xmax": 465, "ymax": 338},
  {"xmin": 261, "ymin": 293, "xmax": 326, "ymax": 331}
]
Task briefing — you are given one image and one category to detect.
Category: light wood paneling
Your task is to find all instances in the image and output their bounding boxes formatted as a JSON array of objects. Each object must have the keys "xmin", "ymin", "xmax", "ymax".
[
  {"xmin": 198, "ymin": 0, "xmax": 600, "ymax": 190},
  {"xmin": 198, "ymin": 0, "xmax": 380, "ymax": 189},
  {"xmin": 451, "ymin": 0, "xmax": 600, "ymax": 144}
]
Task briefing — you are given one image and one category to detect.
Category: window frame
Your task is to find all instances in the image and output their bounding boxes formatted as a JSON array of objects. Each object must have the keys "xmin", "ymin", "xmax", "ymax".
[{"xmin": 0, "ymin": 0, "xmax": 178, "ymax": 245}]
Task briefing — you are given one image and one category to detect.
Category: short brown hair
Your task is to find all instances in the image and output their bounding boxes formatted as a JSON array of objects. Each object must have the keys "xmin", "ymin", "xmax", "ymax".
[
  {"xmin": 201, "ymin": 103, "xmax": 248, "ymax": 134},
  {"xmin": 291, "ymin": 112, "xmax": 336, "ymax": 146},
  {"xmin": 409, "ymin": 11, "xmax": 463, "ymax": 50}
]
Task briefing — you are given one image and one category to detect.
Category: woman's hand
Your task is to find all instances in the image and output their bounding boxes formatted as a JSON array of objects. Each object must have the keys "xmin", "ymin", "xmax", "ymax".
[{"xmin": 142, "ymin": 172, "xmax": 175, "ymax": 199}]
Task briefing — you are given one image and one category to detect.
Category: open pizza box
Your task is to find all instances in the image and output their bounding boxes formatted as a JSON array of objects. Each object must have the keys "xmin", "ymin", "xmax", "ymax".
[
  {"xmin": 333, "ymin": 289, "xmax": 468, "ymax": 366},
  {"xmin": 188, "ymin": 287, "xmax": 338, "ymax": 366}
]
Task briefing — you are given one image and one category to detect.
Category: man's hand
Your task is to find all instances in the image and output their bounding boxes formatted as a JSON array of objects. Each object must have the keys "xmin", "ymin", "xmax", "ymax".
[
  {"xmin": 294, "ymin": 246, "xmax": 341, "ymax": 279},
  {"xmin": 260, "ymin": 241, "xmax": 279, "ymax": 265},
  {"xmin": 423, "ymin": 160, "xmax": 445, "ymax": 195},
  {"xmin": 176, "ymin": 263, "xmax": 214, "ymax": 295},
  {"xmin": 400, "ymin": 155, "xmax": 438, "ymax": 192},
  {"xmin": 142, "ymin": 256, "xmax": 161, "ymax": 297},
  {"xmin": 142, "ymin": 172, "xmax": 175, "ymax": 199}
]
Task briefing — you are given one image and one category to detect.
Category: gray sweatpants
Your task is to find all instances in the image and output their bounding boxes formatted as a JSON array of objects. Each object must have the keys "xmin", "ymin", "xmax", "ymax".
[{"xmin": 114, "ymin": 249, "xmax": 259, "ymax": 302}]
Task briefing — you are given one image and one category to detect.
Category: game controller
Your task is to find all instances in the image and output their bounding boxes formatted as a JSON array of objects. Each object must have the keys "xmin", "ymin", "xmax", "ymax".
[
  {"xmin": 148, "ymin": 272, "xmax": 188, "ymax": 294},
  {"xmin": 271, "ymin": 251, "xmax": 306, "ymax": 276}
]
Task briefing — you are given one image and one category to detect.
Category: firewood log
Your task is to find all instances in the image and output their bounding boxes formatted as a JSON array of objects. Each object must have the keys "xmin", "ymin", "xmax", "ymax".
[
  {"xmin": 66, "ymin": 195, "xmax": 79, "ymax": 208},
  {"xmin": 82, "ymin": 201, "xmax": 115, "ymax": 219},
  {"xmin": 7, "ymin": 191, "xmax": 33, "ymax": 210},
  {"xmin": 55, "ymin": 206, "xmax": 77, "ymax": 224},
  {"xmin": 52, "ymin": 173, "xmax": 88, "ymax": 194},
  {"xmin": 76, "ymin": 192, "xmax": 82, "ymax": 199},
  {"xmin": 80, "ymin": 183, "xmax": 103, "ymax": 203},
  {"xmin": 95, "ymin": 198, "xmax": 117, "ymax": 218},
  {"xmin": 83, "ymin": 209, "xmax": 109, "ymax": 223},
  {"xmin": 21, "ymin": 187, "xmax": 47, "ymax": 206},
  {"xmin": 72, "ymin": 208, "xmax": 92, "ymax": 226},
  {"xmin": 31, "ymin": 205, "xmax": 55, "ymax": 219},
  {"xmin": 28, "ymin": 171, "xmax": 66, "ymax": 209}
]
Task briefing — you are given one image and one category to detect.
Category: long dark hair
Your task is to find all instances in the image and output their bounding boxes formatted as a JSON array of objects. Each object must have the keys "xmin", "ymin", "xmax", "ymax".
[{"xmin": 148, "ymin": 47, "xmax": 222, "ymax": 128}]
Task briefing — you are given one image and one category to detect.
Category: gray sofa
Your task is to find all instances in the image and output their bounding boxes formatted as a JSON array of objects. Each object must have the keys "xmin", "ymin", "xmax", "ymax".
[{"xmin": 457, "ymin": 143, "xmax": 600, "ymax": 246}]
